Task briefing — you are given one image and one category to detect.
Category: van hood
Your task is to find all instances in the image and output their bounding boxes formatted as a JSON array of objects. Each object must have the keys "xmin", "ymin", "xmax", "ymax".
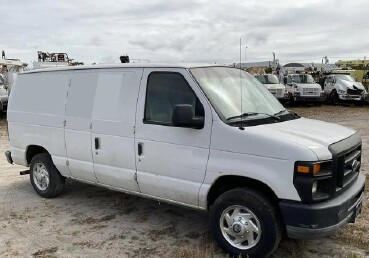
[
  {"xmin": 267, "ymin": 118, "xmax": 355, "ymax": 146},
  {"xmin": 258, "ymin": 117, "xmax": 355, "ymax": 159},
  {"xmin": 212, "ymin": 117, "xmax": 356, "ymax": 162}
]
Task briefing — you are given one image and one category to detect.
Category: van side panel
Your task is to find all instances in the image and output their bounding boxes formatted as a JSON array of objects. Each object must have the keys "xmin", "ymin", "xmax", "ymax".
[
  {"xmin": 64, "ymin": 71, "xmax": 98, "ymax": 182},
  {"xmin": 91, "ymin": 69, "xmax": 143, "ymax": 192},
  {"xmin": 8, "ymin": 72, "xmax": 71, "ymax": 176}
]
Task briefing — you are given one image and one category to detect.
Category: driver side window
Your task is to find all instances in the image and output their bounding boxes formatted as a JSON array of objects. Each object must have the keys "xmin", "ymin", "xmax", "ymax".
[{"xmin": 144, "ymin": 72, "xmax": 204, "ymax": 126}]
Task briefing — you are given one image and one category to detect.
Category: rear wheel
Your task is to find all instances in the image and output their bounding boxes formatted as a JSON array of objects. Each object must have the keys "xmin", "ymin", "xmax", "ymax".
[
  {"xmin": 30, "ymin": 153, "xmax": 65, "ymax": 198},
  {"xmin": 210, "ymin": 188, "xmax": 282, "ymax": 258}
]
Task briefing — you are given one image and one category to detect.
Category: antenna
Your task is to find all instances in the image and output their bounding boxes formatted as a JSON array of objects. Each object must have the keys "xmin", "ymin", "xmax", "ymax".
[{"xmin": 239, "ymin": 38, "xmax": 244, "ymax": 130}]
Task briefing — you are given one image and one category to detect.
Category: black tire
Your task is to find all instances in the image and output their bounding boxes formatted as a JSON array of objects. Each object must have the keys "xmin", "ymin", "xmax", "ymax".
[
  {"xmin": 332, "ymin": 90, "xmax": 340, "ymax": 105},
  {"xmin": 288, "ymin": 93, "xmax": 295, "ymax": 107},
  {"xmin": 30, "ymin": 153, "xmax": 65, "ymax": 198},
  {"xmin": 210, "ymin": 188, "xmax": 282, "ymax": 258}
]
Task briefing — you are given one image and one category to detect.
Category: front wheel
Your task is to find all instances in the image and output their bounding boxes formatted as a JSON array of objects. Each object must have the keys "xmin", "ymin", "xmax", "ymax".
[
  {"xmin": 30, "ymin": 153, "xmax": 65, "ymax": 198},
  {"xmin": 331, "ymin": 90, "xmax": 340, "ymax": 105},
  {"xmin": 210, "ymin": 188, "xmax": 282, "ymax": 258}
]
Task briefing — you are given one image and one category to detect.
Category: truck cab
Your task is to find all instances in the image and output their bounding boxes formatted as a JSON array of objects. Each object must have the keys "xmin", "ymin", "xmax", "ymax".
[
  {"xmin": 285, "ymin": 74, "xmax": 325, "ymax": 103},
  {"xmin": 254, "ymin": 74, "xmax": 288, "ymax": 102},
  {"xmin": 324, "ymin": 74, "xmax": 368, "ymax": 104}
]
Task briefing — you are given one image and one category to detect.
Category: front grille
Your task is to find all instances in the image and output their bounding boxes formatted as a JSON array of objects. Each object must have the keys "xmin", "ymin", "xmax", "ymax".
[
  {"xmin": 347, "ymin": 88, "xmax": 363, "ymax": 95},
  {"xmin": 329, "ymin": 134, "xmax": 362, "ymax": 194},
  {"xmin": 302, "ymin": 88, "xmax": 320, "ymax": 96},
  {"xmin": 337, "ymin": 146, "xmax": 361, "ymax": 190}
]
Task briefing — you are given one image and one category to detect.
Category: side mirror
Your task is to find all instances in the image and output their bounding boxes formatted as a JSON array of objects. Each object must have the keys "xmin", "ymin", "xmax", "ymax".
[{"xmin": 172, "ymin": 104, "xmax": 204, "ymax": 129}]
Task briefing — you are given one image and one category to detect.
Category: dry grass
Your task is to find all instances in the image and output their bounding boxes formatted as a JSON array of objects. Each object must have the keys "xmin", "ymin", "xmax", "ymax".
[
  {"xmin": 32, "ymin": 247, "xmax": 58, "ymax": 258},
  {"xmin": 70, "ymin": 214, "xmax": 116, "ymax": 225}
]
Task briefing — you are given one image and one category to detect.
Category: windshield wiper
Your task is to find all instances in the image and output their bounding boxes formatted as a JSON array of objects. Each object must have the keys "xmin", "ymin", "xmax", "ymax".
[
  {"xmin": 226, "ymin": 112, "xmax": 281, "ymax": 121},
  {"xmin": 274, "ymin": 110, "xmax": 289, "ymax": 116},
  {"xmin": 274, "ymin": 109, "xmax": 300, "ymax": 118}
]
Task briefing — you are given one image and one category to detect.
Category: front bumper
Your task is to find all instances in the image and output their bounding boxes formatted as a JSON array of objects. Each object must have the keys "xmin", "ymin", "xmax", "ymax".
[
  {"xmin": 339, "ymin": 94, "xmax": 367, "ymax": 102},
  {"xmin": 279, "ymin": 173, "xmax": 365, "ymax": 239},
  {"xmin": 293, "ymin": 94, "xmax": 325, "ymax": 102}
]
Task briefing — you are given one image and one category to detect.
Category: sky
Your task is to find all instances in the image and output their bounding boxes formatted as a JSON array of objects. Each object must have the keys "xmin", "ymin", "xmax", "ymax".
[{"xmin": 1, "ymin": 0, "xmax": 369, "ymax": 66}]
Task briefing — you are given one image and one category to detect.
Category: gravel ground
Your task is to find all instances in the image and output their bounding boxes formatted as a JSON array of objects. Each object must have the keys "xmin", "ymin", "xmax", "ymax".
[{"xmin": 0, "ymin": 106, "xmax": 368, "ymax": 258}]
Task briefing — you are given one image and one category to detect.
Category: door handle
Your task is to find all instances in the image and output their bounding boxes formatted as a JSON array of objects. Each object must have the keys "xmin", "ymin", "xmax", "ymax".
[
  {"xmin": 138, "ymin": 143, "xmax": 143, "ymax": 156},
  {"xmin": 95, "ymin": 137, "xmax": 101, "ymax": 150}
]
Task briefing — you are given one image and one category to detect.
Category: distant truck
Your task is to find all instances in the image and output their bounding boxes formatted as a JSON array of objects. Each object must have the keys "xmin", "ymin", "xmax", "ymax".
[
  {"xmin": 284, "ymin": 74, "xmax": 325, "ymax": 103},
  {"xmin": 324, "ymin": 73, "xmax": 368, "ymax": 104},
  {"xmin": 0, "ymin": 56, "xmax": 26, "ymax": 108},
  {"xmin": 254, "ymin": 74, "xmax": 288, "ymax": 102},
  {"xmin": 0, "ymin": 75, "xmax": 7, "ymax": 109}
]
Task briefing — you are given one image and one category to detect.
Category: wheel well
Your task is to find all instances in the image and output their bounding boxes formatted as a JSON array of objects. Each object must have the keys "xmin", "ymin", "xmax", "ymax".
[
  {"xmin": 26, "ymin": 145, "xmax": 49, "ymax": 165},
  {"xmin": 207, "ymin": 175, "xmax": 278, "ymax": 210}
]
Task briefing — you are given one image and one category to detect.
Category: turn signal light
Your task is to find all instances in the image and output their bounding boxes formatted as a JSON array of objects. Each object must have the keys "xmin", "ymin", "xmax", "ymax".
[
  {"xmin": 297, "ymin": 164, "xmax": 321, "ymax": 174},
  {"xmin": 297, "ymin": 165, "xmax": 310, "ymax": 174}
]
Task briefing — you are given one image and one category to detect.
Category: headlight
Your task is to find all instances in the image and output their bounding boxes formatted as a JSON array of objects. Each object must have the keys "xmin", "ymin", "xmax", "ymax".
[
  {"xmin": 294, "ymin": 160, "xmax": 333, "ymax": 203},
  {"xmin": 337, "ymin": 89, "xmax": 346, "ymax": 94}
]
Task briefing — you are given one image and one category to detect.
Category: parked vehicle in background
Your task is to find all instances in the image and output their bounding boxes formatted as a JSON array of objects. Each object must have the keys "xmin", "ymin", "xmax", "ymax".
[
  {"xmin": 0, "ymin": 74, "xmax": 9, "ymax": 109},
  {"xmin": 324, "ymin": 73, "xmax": 368, "ymax": 104},
  {"xmin": 254, "ymin": 74, "xmax": 288, "ymax": 102},
  {"xmin": 284, "ymin": 74, "xmax": 325, "ymax": 104},
  {"xmin": 5, "ymin": 64, "xmax": 365, "ymax": 257},
  {"xmin": 0, "ymin": 53, "xmax": 26, "ymax": 98}
]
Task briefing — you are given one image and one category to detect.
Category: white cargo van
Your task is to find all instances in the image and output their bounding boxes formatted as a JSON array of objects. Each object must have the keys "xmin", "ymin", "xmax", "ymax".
[
  {"xmin": 5, "ymin": 64, "xmax": 365, "ymax": 257},
  {"xmin": 324, "ymin": 74, "xmax": 368, "ymax": 104},
  {"xmin": 254, "ymin": 74, "xmax": 288, "ymax": 102},
  {"xmin": 285, "ymin": 74, "xmax": 326, "ymax": 103}
]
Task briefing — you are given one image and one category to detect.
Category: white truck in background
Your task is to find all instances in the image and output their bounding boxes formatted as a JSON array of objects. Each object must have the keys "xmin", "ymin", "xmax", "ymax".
[
  {"xmin": 254, "ymin": 74, "xmax": 289, "ymax": 102},
  {"xmin": 324, "ymin": 73, "xmax": 368, "ymax": 104},
  {"xmin": 284, "ymin": 74, "xmax": 325, "ymax": 104},
  {"xmin": 0, "ymin": 56, "xmax": 26, "ymax": 109}
]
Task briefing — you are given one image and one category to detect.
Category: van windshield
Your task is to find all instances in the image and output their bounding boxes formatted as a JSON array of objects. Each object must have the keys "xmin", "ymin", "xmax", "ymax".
[
  {"xmin": 292, "ymin": 74, "xmax": 315, "ymax": 84},
  {"xmin": 335, "ymin": 74, "xmax": 355, "ymax": 82},
  {"xmin": 255, "ymin": 75, "xmax": 280, "ymax": 84},
  {"xmin": 190, "ymin": 67, "xmax": 286, "ymax": 122}
]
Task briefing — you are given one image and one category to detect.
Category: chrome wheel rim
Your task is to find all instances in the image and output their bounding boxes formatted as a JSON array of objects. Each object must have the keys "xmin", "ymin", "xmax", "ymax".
[
  {"xmin": 33, "ymin": 163, "xmax": 50, "ymax": 191},
  {"xmin": 220, "ymin": 205, "xmax": 262, "ymax": 250}
]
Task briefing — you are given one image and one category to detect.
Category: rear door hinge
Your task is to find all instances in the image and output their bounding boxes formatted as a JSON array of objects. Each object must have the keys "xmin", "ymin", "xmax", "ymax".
[
  {"xmin": 66, "ymin": 160, "xmax": 69, "ymax": 166},
  {"xmin": 134, "ymin": 173, "xmax": 137, "ymax": 181},
  {"xmin": 63, "ymin": 120, "xmax": 67, "ymax": 127}
]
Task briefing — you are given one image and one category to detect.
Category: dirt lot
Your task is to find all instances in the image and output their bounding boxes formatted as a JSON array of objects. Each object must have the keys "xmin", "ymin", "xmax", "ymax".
[{"xmin": 0, "ymin": 106, "xmax": 368, "ymax": 258}]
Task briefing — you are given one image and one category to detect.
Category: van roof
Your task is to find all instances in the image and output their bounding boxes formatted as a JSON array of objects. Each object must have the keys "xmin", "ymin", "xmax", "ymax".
[{"xmin": 21, "ymin": 63, "xmax": 229, "ymax": 74}]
